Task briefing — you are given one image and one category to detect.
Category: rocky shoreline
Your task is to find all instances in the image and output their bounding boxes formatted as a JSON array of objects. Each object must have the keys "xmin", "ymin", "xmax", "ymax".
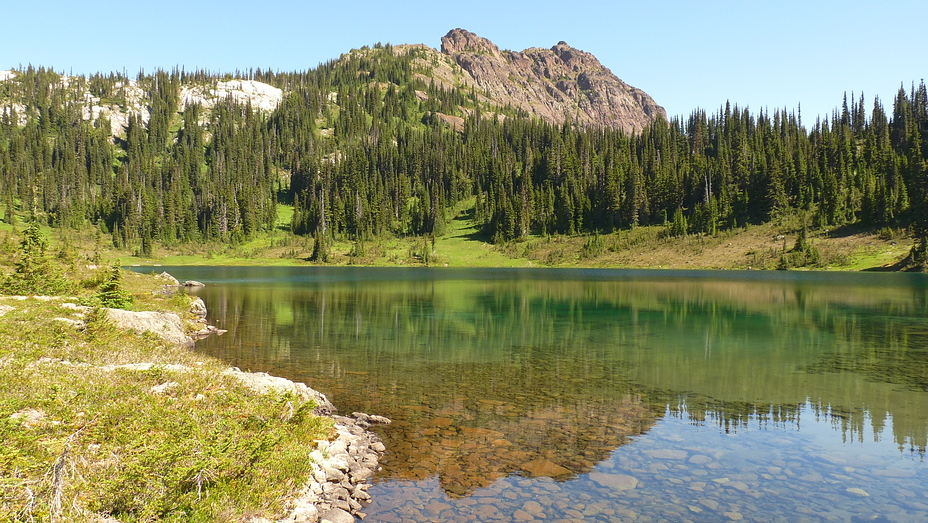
[
  {"xmin": 122, "ymin": 275, "xmax": 391, "ymax": 522},
  {"xmin": 223, "ymin": 369, "xmax": 391, "ymax": 523}
]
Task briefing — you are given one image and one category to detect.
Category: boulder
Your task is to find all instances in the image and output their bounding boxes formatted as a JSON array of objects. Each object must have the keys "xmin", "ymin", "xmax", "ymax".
[
  {"xmin": 104, "ymin": 308, "xmax": 192, "ymax": 348},
  {"xmin": 189, "ymin": 297, "xmax": 208, "ymax": 318},
  {"xmin": 157, "ymin": 271, "xmax": 180, "ymax": 286},
  {"xmin": 317, "ymin": 507, "xmax": 354, "ymax": 523}
]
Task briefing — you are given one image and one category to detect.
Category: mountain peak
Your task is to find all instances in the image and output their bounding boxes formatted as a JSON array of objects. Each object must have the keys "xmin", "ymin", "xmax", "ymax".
[
  {"xmin": 435, "ymin": 29, "xmax": 665, "ymax": 133},
  {"xmin": 440, "ymin": 28, "xmax": 500, "ymax": 57}
]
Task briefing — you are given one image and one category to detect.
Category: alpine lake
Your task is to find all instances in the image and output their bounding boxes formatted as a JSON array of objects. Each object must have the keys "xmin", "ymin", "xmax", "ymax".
[{"xmin": 139, "ymin": 266, "xmax": 928, "ymax": 522}]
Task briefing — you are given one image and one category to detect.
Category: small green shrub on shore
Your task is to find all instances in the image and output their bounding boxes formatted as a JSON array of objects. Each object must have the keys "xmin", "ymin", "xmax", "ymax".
[
  {"xmin": 0, "ymin": 223, "xmax": 72, "ymax": 296},
  {"xmin": 92, "ymin": 263, "xmax": 133, "ymax": 309}
]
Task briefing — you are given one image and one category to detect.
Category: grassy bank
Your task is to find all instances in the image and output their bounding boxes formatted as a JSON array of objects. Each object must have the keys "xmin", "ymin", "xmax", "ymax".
[
  {"xmin": 111, "ymin": 203, "xmax": 914, "ymax": 271},
  {"xmin": 0, "ymin": 262, "xmax": 333, "ymax": 521},
  {"xmin": 0, "ymin": 202, "xmax": 915, "ymax": 271}
]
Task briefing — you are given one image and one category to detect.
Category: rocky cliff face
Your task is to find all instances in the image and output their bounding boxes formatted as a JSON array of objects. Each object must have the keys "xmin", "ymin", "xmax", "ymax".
[{"xmin": 438, "ymin": 29, "xmax": 664, "ymax": 133}]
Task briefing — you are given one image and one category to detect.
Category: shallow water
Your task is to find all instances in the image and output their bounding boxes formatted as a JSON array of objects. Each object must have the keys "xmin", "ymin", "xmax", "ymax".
[{"xmin": 143, "ymin": 267, "xmax": 928, "ymax": 521}]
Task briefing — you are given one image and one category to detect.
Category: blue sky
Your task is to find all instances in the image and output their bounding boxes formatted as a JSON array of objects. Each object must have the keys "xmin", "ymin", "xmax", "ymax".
[{"xmin": 2, "ymin": 0, "xmax": 925, "ymax": 122}]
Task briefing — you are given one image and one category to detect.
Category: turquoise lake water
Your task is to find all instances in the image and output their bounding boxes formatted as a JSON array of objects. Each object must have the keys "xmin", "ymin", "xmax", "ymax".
[{"xmin": 142, "ymin": 267, "xmax": 928, "ymax": 521}]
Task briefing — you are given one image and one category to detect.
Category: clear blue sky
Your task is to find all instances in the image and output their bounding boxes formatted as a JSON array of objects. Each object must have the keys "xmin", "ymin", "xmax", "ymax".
[{"xmin": 3, "ymin": 0, "xmax": 925, "ymax": 122}]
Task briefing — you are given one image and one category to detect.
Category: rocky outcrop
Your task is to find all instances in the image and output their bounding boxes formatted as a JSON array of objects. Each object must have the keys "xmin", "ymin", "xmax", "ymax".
[
  {"xmin": 180, "ymin": 79, "xmax": 282, "ymax": 114},
  {"xmin": 97, "ymin": 290, "xmax": 222, "ymax": 347},
  {"xmin": 104, "ymin": 308, "xmax": 194, "ymax": 348},
  {"xmin": 156, "ymin": 271, "xmax": 180, "ymax": 286},
  {"xmin": 439, "ymin": 28, "xmax": 665, "ymax": 133},
  {"xmin": 223, "ymin": 368, "xmax": 336, "ymax": 416},
  {"xmin": 0, "ymin": 69, "xmax": 281, "ymax": 136},
  {"xmin": 80, "ymin": 80, "xmax": 150, "ymax": 136}
]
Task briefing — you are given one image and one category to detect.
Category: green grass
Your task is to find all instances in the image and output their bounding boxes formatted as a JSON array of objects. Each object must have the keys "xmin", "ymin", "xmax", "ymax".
[
  {"xmin": 0, "ymin": 264, "xmax": 334, "ymax": 521},
  {"xmin": 834, "ymin": 242, "xmax": 912, "ymax": 271},
  {"xmin": 0, "ymin": 200, "xmax": 915, "ymax": 271},
  {"xmin": 275, "ymin": 203, "xmax": 295, "ymax": 231},
  {"xmin": 427, "ymin": 199, "xmax": 533, "ymax": 267}
]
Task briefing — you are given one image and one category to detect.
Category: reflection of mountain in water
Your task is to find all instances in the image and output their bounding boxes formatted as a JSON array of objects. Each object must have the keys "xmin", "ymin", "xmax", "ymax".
[{"xmin": 185, "ymin": 268, "xmax": 928, "ymax": 490}]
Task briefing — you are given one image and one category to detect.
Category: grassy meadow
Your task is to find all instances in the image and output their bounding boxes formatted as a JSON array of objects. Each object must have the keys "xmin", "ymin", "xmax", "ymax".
[{"xmin": 95, "ymin": 201, "xmax": 913, "ymax": 271}]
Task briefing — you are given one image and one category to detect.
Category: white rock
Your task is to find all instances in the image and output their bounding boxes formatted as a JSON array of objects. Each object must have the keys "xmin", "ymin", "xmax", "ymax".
[
  {"xmin": 0, "ymin": 103, "xmax": 28, "ymax": 126},
  {"xmin": 53, "ymin": 317, "xmax": 86, "ymax": 329},
  {"xmin": 103, "ymin": 309, "xmax": 193, "ymax": 347},
  {"xmin": 100, "ymin": 363, "xmax": 191, "ymax": 373},
  {"xmin": 180, "ymin": 79, "xmax": 281, "ymax": 113},
  {"xmin": 150, "ymin": 381, "xmax": 180, "ymax": 395},
  {"xmin": 221, "ymin": 368, "xmax": 336, "ymax": 414}
]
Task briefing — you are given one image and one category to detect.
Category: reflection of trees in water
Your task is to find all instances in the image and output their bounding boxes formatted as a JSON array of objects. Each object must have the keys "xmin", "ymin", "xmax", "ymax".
[
  {"xmin": 659, "ymin": 389, "xmax": 928, "ymax": 455},
  {"xmin": 192, "ymin": 273, "xmax": 928, "ymax": 485},
  {"xmin": 798, "ymin": 312, "xmax": 928, "ymax": 453}
]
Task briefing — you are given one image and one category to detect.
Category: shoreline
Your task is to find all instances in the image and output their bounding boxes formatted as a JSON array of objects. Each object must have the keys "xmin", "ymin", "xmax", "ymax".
[
  {"xmin": 118, "ymin": 275, "xmax": 392, "ymax": 522},
  {"xmin": 221, "ymin": 368, "xmax": 390, "ymax": 523}
]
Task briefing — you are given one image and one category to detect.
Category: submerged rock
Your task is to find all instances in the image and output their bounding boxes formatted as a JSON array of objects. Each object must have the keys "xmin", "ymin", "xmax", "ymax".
[
  {"xmin": 589, "ymin": 472, "xmax": 639, "ymax": 491},
  {"xmin": 521, "ymin": 458, "xmax": 571, "ymax": 478}
]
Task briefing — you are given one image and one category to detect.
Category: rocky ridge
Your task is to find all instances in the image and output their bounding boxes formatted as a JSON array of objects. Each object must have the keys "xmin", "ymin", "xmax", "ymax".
[
  {"xmin": 2, "ymin": 29, "xmax": 662, "ymax": 136},
  {"xmin": 436, "ymin": 28, "xmax": 665, "ymax": 133}
]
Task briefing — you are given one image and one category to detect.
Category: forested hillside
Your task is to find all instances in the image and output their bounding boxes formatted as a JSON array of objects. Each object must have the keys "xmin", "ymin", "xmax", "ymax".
[{"xmin": 1, "ymin": 42, "xmax": 926, "ymax": 267}]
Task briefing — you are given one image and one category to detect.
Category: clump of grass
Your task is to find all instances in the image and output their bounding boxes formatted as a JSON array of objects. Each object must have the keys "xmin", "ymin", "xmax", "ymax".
[{"xmin": 580, "ymin": 233, "xmax": 606, "ymax": 259}]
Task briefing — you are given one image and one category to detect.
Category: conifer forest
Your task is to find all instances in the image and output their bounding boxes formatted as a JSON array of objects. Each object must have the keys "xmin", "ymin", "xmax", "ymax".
[{"xmin": 1, "ymin": 45, "xmax": 926, "ymax": 263}]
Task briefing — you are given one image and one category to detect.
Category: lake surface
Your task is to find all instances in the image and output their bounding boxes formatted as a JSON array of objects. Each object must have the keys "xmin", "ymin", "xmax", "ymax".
[{"xmin": 142, "ymin": 267, "xmax": 928, "ymax": 521}]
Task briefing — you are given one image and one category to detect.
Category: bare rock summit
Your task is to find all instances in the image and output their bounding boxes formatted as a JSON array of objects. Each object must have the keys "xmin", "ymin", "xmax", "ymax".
[{"xmin": 439, "ymin": 28, "xmax": 664, "ymax": 133}]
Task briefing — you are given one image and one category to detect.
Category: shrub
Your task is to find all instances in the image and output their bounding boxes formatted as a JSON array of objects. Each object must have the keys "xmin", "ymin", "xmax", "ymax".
[
  {"xmin": 94, "ymin": 264, "xmax": 134, "ymax": 309},
  {"xmin": 0, "ymin": 223, "xmax": 72, "ymax": 295}
]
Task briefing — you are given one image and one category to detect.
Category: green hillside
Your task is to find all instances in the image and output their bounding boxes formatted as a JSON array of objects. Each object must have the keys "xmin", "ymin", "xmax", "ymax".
[{"xmin": 1, "ymin": 44, "xmax": 926, "ymax": 270}]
